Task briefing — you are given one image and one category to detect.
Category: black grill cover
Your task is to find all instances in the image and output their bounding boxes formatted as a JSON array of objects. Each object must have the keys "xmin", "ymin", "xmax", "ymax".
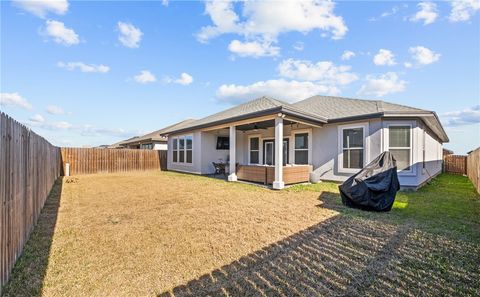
[{"xmin": 339, "ymin": 152, "xmax": 400, "ymax": 211}]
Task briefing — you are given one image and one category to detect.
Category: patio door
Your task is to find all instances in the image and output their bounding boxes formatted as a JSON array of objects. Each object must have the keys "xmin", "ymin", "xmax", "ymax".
[{"xmin": 263, "ymin": 139, "xmax": 289, "ymax": 166}]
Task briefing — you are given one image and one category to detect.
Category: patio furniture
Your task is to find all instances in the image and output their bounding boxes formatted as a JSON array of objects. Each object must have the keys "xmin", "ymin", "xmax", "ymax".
[{"xmin": 212, "ymin": 162, "xmax": 226, "ymax": 177}]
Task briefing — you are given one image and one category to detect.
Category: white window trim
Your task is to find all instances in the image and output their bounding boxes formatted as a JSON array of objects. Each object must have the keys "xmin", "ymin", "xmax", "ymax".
[
  {"xmin": 247, "ymin": 134, "xmax": 261, "ymax": 165},
  {"xmin": 292, "ymin": 129, "xmax": 312, "ymax": 165},
  {"xmin": 338, "ymin": 122, "xmax": 369, "ymax": 174},
  {"xmin": 385, "ymin": 123, "xmax": 414, "ymax": 175},
  {"xmin": 261, "ymin": 136, "xmax": 290, "ymax": 165},
  {"xmin": 172, "ymin": 134, "xmax": 194, "ymax": 166}
]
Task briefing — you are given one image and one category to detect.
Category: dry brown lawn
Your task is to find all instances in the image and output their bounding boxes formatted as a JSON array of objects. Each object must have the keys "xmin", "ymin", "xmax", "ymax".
[
  {"xmin": 5, "ymin": 171, "xmax": 337, "ymax": 296},
  {"xmin": 3, "ymin": 172, "xmax": 479, "ymax": 296}
]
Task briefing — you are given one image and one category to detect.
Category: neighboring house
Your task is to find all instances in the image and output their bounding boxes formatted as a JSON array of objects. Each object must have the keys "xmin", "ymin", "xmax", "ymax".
[
  {"xmin": 160, "ymin": 96, "xmax": 448, "ymax": 190},
  {"xmin": 111, "ymin": 119, "xmax": 196, "ymax": 150},
  {"xmin": 443, "ymin": 148, "xmax": 454, "ymax": 157}
]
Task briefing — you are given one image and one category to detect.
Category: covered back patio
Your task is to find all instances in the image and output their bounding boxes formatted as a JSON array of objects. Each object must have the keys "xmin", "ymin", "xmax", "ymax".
[{"xmin": 203, "ymin": 113, "xmax": 321, "ymax": 189}]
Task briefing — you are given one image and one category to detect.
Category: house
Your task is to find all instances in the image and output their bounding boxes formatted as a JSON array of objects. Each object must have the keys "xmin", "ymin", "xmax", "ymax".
[
  {"xmin": 443, "ymin": 148, "xmax": 454, "ymax": 157},
  {"xmin": 111, "ymin": 119, "xmax": 196, "ymax": 150},
  {"xmin": 160, "ymin": 96, "xmax": 448, "ymax": 190}
]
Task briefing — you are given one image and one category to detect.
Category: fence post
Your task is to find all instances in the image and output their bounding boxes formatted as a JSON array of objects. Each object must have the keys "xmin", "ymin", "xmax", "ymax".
[{"xmin": 65, "ymin": 163, "xmax": 70, "ymax": 177}]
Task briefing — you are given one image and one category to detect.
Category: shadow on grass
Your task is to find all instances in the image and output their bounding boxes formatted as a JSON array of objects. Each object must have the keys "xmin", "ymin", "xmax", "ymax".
[
  {"xmin": 1, "ymin": 178, "xmax": 63, "ymax": 297},
  {"xmin": 159, "ymin": 176, "xmax": 480, "ymax": 296},
  {"xmin": 159, "ymin": 214, "xmax": 478, "ymax": 296}
]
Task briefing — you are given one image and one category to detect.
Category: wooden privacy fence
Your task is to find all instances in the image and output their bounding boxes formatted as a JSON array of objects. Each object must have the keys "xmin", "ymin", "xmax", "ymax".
[
  {"xmin": 1, "ymin": 112, "xmax": 167, "ymax": 291},
  {"xmin": 60, "ymin": 148, "xmax": 166, "ymax": 175},
  {"xmin": 443, "ymin": 155, "xmax": 467, "ymax": 175},
  {"xmin": 0, "ymin": 112, "xmax": 61, "ymax": 292},
  {"xmin": 467, "ymin": 148, "xmax": 480, "ymax": 194}
]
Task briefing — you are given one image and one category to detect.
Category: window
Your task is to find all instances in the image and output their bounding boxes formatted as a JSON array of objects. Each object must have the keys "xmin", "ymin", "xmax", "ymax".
[
  {"xmin": 141, "ymin": 143, "xmax": 153, "ymax": 150},
  {"xmin": 172, "ymin": 139, "xmax": 178, "ymax": 162},
  {"xmin": 249, "ymin": 137, "xmax": 259, "ymax": 164},
  {"xmin": 186, "ymin": 136, "xmax": 193, "ymax": 163},
  {"xmin": 172, "ymin": 135, "xmax": 193, "ymax": 164},
  {"xmin": 342, "ymin": 127, "xmax": 364, "ymax": 169},
  {"xmin": 216, "ymin": 136, "xmax": 229, "ymax": 150},
  {"xmin": 294, "ymin": 133, "xmax": 309, "ymax": 164},
  {"xmin": 388, "ymin": 126, "xmax": 411, "ymax": 171}
]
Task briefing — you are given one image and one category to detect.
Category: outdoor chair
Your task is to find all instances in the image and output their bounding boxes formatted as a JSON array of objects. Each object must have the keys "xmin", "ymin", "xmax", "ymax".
[{"xmin": 212, "ymin": 162, "xmax": 226, "ymax": 178}]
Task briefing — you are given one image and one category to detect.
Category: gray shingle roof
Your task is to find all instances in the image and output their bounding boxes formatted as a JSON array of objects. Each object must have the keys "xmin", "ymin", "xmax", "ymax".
[
  {"xmin": 118, "ymin": 119, "xmax": 196, "ymax": 146},
  {"xmin": 292, "ymin": 95, "xmax": 427, "ymax": 121},
  {"xmin": 160, "ymin": 96, "xmax": 327, "ymax": 134},
  {"xmin": 160, "ymin": 95, "xmax": 448, "ymax": 142}
]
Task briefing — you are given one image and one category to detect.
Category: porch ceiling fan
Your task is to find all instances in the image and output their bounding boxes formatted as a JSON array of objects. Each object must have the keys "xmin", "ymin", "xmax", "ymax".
[{"xmin": 253, "ymin": 123, "xmax": 267, "ymax": 131}]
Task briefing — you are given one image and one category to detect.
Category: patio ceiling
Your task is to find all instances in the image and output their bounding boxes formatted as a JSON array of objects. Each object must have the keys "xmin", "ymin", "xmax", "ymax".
[{"xmin": 236, "ymin": 119, "xmax": 296, "ymax": 131}]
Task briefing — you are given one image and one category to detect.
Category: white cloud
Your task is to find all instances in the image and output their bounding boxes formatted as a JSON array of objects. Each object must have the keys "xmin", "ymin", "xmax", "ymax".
[
  {"xmin": 134, "ymin": 70, "xmax": 156, "ymax": 84},
  {"xmin": 57, "ymin": 61, "xmax": 110, "ymax": 73},
  {"xmin": 164, "ymin": 73, "xmax": 194, "ymax": 85},
  {"xmin": 357, "ymin": 72, "xmax": 406, "ymax": 97},
  {"xmin": 0, "ymin": 92, "xmax": 33, "ymax": 110},
  {"xmin": 441, "ymin": 105, "xmax": 480, "ymax": 126},
  {"xmin": 43, "ymin": 20, "xmax": 79, "ymax": 46},
  {"xmin": 197, "ymin": 0, "xmax": 347, "ymax": 56},
  {"xmin": 175, "ymin": 73, "xmax": 193, "ymax": 85},
  {"xmin": 228, "ymin": 39, "xmax": 280, "ymax": 57},
  {"xmin": 78, "ymin": 125, "xmax": 140, "ymax": 137},
  {"xmin": 198, "ymin": 0, "xmax": 347, "ymax": 42},
  {"xmin": 161, "ymin": 0, "xmax": 169, "ymax": 7},
  {"xmin": 28, "ymin": 119, "xmax": 140, "ymax": 138},
  {"xmin": 12, "ymin": 0, "xmax": 68, "ymax": 18},
  {"xmin": 117, "ymin": 22, "xmax": 143, "ymax": 48},
  {"xmin": 46, "ymin": 105, "xmax": 64, "ymax": 115},
  {"xmin": 38, "ymin": 120, "xmax": 72, "ymax": 130},
  {"xmin": 369, "ymin": 5, "xmax": 403, "ymax": 21},
  {"xmin": 410, "ymin": 1, "xmax": 438, "ymax": 25},
  {"xmin": 217, "ymin": 79, "xmax": 339, "ymax": 104},
  {"xmin": 293, "ymin": 41, "xmax": 304, "ymax": 51},
  {"xmin": 409, "ymin": 46, "xmax": 440, "ymax": 65},
  {"xmin": 29, "ymin": 114, "xmax": 45, "ymax": 123},
  {"xmin": 278, "ymin": 59, "xmax": 358, "ymax": 85},
  {"xmin": 341, "ymin": 50, "xmax": 355, "ymax": 60},
  {"xmin": 373, "ymin": 49, "xmax": 396, "ymax": 66},
  {"xmin": 449, "ymin": 0, "xmax": 480, "ymax": 22},
  {"xmin": 404, "ymin": 62, "xmax": 413, "ymax": 68}
]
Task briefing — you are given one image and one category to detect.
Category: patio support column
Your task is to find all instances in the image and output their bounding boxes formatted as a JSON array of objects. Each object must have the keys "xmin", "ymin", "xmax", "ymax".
[
  {"xmin": 273, "ymin": 115, "xmax": 284, "ymax": 189},
  {"xmin": 228, "ymin": 125, "xmax": 237, "ymax": 181}
]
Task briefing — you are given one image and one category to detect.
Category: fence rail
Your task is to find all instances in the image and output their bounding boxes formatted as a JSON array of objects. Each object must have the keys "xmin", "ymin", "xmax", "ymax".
[
  {"xmin": 443, "ymin": 155, "xmax": 467, "ymax": 175},
  {"xmin": 467, "ymin": 148, "xmax": 480, "ymax": 194},
  {"xmin": 60, "ymin": 147, "xmax": 166, "ymax": 176},
  {"xmin": 0, "ymin": 112, "xmax": 61, "ymax": 292}
]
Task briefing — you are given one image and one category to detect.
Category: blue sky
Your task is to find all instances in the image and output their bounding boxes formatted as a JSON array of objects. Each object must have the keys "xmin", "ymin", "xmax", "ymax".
[{"xmin": 1, "ymin": 0, "xmax": 479, "ymax": 153}]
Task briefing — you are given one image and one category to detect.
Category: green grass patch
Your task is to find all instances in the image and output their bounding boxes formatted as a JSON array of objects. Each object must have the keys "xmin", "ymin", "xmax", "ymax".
[{"xmin": 288, "ymin": 173, "xmax": 480, "ymax": 242}]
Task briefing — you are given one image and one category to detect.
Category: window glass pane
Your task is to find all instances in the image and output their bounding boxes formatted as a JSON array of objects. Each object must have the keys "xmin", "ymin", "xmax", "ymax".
[
  {"xmin": 295, "ymin": 151, "xmax": 308, "ymax": 164},
  {"xmin": 390, "ymin": 149, "xmax": 411, "ymax": 171},
  {"xmin": 250, "ymin": 151, "xmax": 259, "ymax": 164},
  {"xmin": 343, "ymin": 149, "xmax": 363, "ymax": 169},
  {"xmin": 250, "ymin": 137, "xmax": 259, "ymax": 150},
  {"xmin": 179, "ymin": 150, "xmax": 185, "ymax": 162},
  {"xmin": 179, "ymin": 138, "xmax": 185, "ymax": 150},
  {"xmin": 186, "ymin": 136, "xmax": 193, "ymax": 149},
  {"xmin": 186, "ymin": 150, "xmax": 192, "ymax": 163},
  {"xmin": 295, "ymin": 133, "xmax": 308, "ymax": 149},
  {"xmin": 173, "ymin": 138, "xmax": 178, "ymax": 150},
  {"xmin": 343, "ymin": 128, "xmax": 363, "ymax": 148},
  {"xmin": 173, "ymin": 150, "xmax": 177, "ymax": 162},
  {"xmin": 389, "ymin": 126, "xmax": 410, "ymax": 148}
]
